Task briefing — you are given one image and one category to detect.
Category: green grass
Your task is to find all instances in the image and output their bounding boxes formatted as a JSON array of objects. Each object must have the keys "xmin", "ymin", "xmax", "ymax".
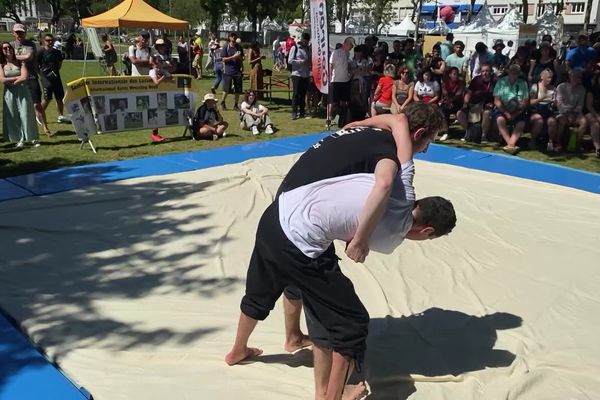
[{"xmin": 1, "ymin": 46, "xmax": 599, "ymax": 178}]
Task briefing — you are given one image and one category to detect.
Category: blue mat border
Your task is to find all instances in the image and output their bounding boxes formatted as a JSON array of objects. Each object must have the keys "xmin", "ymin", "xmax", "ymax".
[{"xmin": 0, "ymin": 132, "xmax": 599, "ymax": 400}]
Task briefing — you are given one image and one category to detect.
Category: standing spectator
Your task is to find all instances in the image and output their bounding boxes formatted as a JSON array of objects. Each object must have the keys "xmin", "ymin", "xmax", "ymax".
[
  {"xmin": 239, "ymin": 90, "xmax": 274, "ymax": 135},
  {"xmin": 565, "ymin": 34, "xmax": 597, "ymax": 72},
  {"xmin": 529, "ymin": 41, "xmax": 559, "ymax": 84},
  {"xmin": 391, "ymin": 65, "xmax": 414, "ymax": 114},
  {"xmin": 37, "ymin": 33, "xmax": 68, "ymax": 124},
  {"xmin": 585, "ymin": 75, "xmax": 600, "ymax": 158},
  {"xmin": 248, "ymin": 42, "xmax": 265, "ymax": 97},
  {"xmin": 129, "ymin": 31, "xmax": 152, "ymax": 76},
  {"xmin": 176, "ymin": 35, "xmax": 190, "ymax": 73},
  {"xmin": 284, "ymin": 35, "xmax": 296, "ymax": 68},
  {"xmin": 210, "ymin": 40, "xmax": 224, "ymax": 95},
  {"xmin": 502, "ymin": 40, "xmax": 514, "ymax": 59},
  {"xmin": 388, "ymin": 40, "xmax": 404, "ymax": 64},
  {"xmin": 440, "ymin": 33, "xmax": 454, "ymax": 61},
  {"xmin": 148, "ymin": 38, "xmax": 175, "ymax": 142},
  {"xmin": 221, "ymin": 32, "xmax": 243, "ymax": 111},
  {"xmin": 192, "ymin": 31, "xmax": 204, "ymax": 79},
  {"xmin": 349, "ymin": 44, "xmax": 372, "ymax": 119},
  {"xmin": 100, "ymin": 33, "xmax": 118, "ymax": 75},
  {"xmin": 529, "ymin": 69, "xmax": 558, "ymax": 151},
  {"xmin": 428, "ymin": 45, "xmax": 446, "ymax": 84},
  {"xmin": 457, "ymin": 63, "xmax": 496, "ymax": 143},
  {"xmin": 469, "ymin": 42, "xmax": 493, "ymax": 79},
  {"xmin": 12, "ymin": 23, "xmax": 51, "ymax": 137},
  {"xmin": 510, "ymin": 46, "xmax": 531, "ymax": 78},
  {"xmin": 0, "ymin": 41, "xmax": 39, "ymax": 148},
  {"xmin": 413, "ymin": 69, "xmax": 440, "ymax": 104},
  {"xmin": 439, "ymin": 67, "xmax": 465, "ymax": 138},
  {"xmin": 65, "ymin": 31, "xmax": 75, "ymax": 60},
  {"xmin": 206, "ymin": 32, "xmax": 218, "ymax": 72},
  {"xmin": 328, "ymin": 36, "xmax": 354, "ymax": 126},
  {"xmin": 272, "ymin": 35, "xmax": 281, "ymax": 63},
  {"xmin": 370, "ymin": 63, "xmax": 395, "ymax": 116},
  {"xmin": 403, "ymin": 38, "xmax": 421, "ymax": 79},
  {"xmin": 289, "ymin": 32, "xmax": 311, "ymax": 120},
  {"xmin": 490, "ymin": 40, "xmax": 510, "ymax": 76},
  {"xmin": 555, "ymin": 68, "xmax": 587, "ymax": 152},
  {"xmin": 445, "ymin": 41, "xmax": 467, "ymax": 75},
  {"xmin": 493, "ymin": 64, "xmax": 529, "ymax": 154},
  {"xmin": 193, "ymin": 93, "xmax": 228, "ymax": 140}
]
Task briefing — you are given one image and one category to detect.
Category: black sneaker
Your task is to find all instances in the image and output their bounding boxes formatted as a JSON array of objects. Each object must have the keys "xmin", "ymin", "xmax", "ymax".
[
  {"xmin": 210, "ymin": 87, "xmax": 216, "ymax": 95},
  {"xmin": 220, "ymin": 101, "xmax": 227, "ymax": 110},
  {"xmin": 291, "ymin": 113, "xmax": 298, "ymax": 120}
]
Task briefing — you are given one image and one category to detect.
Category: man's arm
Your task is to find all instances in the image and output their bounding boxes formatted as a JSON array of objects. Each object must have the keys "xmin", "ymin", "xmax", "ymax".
[{"xmin": 345, "ymin": 158, "xmax": 398, "ymax": 263}]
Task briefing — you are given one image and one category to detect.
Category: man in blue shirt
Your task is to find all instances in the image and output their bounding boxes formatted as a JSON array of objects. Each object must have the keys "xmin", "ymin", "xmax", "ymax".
[
  {"xmin": 221, "ymin": 32, "xmax": 243, "ymax": 111},
  {"xmin": 566, "ymin": 34, "xmax": 597, "ymax": 71}
]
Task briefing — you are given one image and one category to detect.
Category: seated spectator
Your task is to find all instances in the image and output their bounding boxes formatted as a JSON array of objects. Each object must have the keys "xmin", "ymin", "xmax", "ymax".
[
  {"xmin": 585, "ymin": 75, "xmax": 600, "ymax": 158},
  {"xmin": 529, "ymin": 69, "xmax": 558, "ymax": 151},
  {"xmin": 239, "ymin": 90, "xmax": 274, "ymax": 135},
  {"xmin": 439, "ymin": 67, "xmax": 465, "ymax": 129},
  {"xmin": 445, "ymin": 41, "xmax": 467, "ymax": 76},
  {"xmin": 371, "ymin": 63, "xmax": 396, "ymax": 116},
  {"xmin": 555, "ymin": 68, "xmax": 587, "ymax": 152},
  {"xmin": 493, "ymin": 64, "xmax": 530, "ymax": 154},
  {"xmin": 349, "ymin": 44, "xmax": 372, "ymax": 118},
  {"xmin": 509, "ymin": 46, "xmax": 530, "ymax": 78},
  {"xmin": 391, "ymin": 65, "xmax": 414, "ymax": 114},
  {"xmin": 457, "ymin": 63, "xmax": 496, "ymax": 143},
  {"xmin": 414, "ymin": 69, "xmax": 440, "ymax": 104},
  {"xmin": 490, "ymin": 40, "xmax": 510, "ymax": 76},
  {"xmin": 192, "ymin": 93, "xmax": 228, "ymax": 140}
]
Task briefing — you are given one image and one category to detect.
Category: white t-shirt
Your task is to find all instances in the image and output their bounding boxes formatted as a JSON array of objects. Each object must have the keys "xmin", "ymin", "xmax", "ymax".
[
  {"xmin": 329, "ymin": 48, "xmax": 351, "ymax": 82},
  {"xmin": 241, "ymin": 101, "xmax": 266, "ymax": 115},
  {"xmin": 129, "ymin": 45, "xmax": 151, "ymax": 76},
  {"xmin": 272, "ymin": 39, "xmax": 280, "ymax": 51},
  {"xmin": 279, "ymin": 162, "xmax": 415, "ymax": 259},
  {"xmin": 414, "ymin": 80, "xmax": 440, "ymax": 99}
]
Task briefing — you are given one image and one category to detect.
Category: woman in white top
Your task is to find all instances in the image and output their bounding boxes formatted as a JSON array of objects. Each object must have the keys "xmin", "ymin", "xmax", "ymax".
[
  {"xmin": 529, "ymin": 69, "xmax": 557, "ymax": 151},
  {"xmin": 413, "ymin": 69, "xmax": 440, "ymax": 104},
  {"xmin": 239, "ymin": 90, "xmax": 274, "ymax": 135}
]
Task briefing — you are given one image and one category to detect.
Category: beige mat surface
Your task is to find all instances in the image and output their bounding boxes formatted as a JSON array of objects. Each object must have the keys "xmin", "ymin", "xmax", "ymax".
[{"xmin": 1, "ymin": 155, "xmax": 599, "ymax": 400}]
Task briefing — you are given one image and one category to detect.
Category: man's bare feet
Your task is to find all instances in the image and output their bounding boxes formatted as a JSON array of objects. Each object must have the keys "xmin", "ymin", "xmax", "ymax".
[
  {"xmin": 342, "ymin": 382, "xmax": 367, "ymax": 400},
  {"xmin": 224, "ymin": 346, "xmax": 263, "ymax": 366},
  {"xmin": 284, "ymin": 333, "xmax": 313, "ymax": 353}
]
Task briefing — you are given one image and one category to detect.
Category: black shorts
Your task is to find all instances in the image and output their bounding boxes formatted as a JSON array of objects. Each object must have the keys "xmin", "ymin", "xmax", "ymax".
[
  {"xmin": 222, "ymin": 73, "xmax": 243, "ymax": 94},
  {"xmin": 331, "ymin": 81, "xmax": 351, "ymax": 104},
  {"xmin": 25, "ymin": 78, "xmax": 42, "ymax": 104},
  {"xmin": 493, "ymin": 107, "xmax": 527, "ymax": 125},
  {"xmin": 241, "ymin": 201, "xmax": 369, "ymax": 364},
  {"xmin": 42, "ymin": 78, "xmax": 65, "ymax": 101}
]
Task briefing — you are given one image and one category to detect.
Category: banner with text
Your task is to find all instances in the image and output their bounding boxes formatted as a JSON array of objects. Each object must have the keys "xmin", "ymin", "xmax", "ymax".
[
  {"xmin": 64, "ymin": 75, "xmax": 196, "ymax": 141},
  {"xmin": 309, "ymin": 0, "xmax": 329, "ymax": 94}
]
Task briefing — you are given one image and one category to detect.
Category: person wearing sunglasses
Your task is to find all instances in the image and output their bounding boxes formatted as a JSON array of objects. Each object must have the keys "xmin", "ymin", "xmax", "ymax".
[
  {"xmin": 37, "ymin": 33, "xmax": 69, "ymax": 125},
  {"xmin": 0, "ymin": 41, "xmax": 40, "ymax": 148},
  {"xmin": 391, "ymin": 65, "xmax": 414, "ymax": 114}
]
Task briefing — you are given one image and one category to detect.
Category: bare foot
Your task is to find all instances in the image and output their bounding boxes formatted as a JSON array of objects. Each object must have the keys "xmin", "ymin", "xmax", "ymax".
[
  {"xmin": 224, "ymin": 346, "xmax": 263, "ymax": 366},
  {"xmin": 284, "ymin": 333, "xmax": 313, "ymax": 353},
  {"xmin": 342, "ymin": 382, "xmax": 367, "ymax": 400}
]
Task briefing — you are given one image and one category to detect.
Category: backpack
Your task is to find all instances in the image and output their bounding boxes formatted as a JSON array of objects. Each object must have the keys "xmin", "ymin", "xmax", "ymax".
[{"xmin": 287, "ymin": 45, "xmax": 297, "ymax": 72}]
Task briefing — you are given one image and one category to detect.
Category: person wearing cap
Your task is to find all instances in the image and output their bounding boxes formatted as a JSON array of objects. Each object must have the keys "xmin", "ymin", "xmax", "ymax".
[
  {"xmin": 147, "ymin": 38, "xmax": 176, "ymax": 142},
  {"xmin": 490, "ymin": 39, "xmax": 510, "ymax": 75},
  {"xmin": 468, "ymin": 42, "xmax": 493, "ymax": 79},
  {"xmin": 192, "ymin": 93, "xmax": 228, "ymax": 140},
  {"xmin": 492, "ymin": 63, "xmax": 530, "ymax": 154},
  {"xmin": 192, "ymin": 31, "xmax": 204, "ymax": 79},
  {"xmin": 221, "ymin": 32, "xmax": 243, "ymax": 111},
  {"xmin": 12, "ymin": 23, "xmax": 52, "ymax": 137},
  {"xmin": 128, "ymin": 31, "xmax": 152, "ymax": 76},
  {"xmin": 565, "ymin": 34, "xmax": 597, "ymax": 72},
  {"xmin": 37, "ymin": 33, "xmax": 68, "ymax": 124},
  {"xmin": 445, "ymin": 41, "xmax": 467, "ymax": 75}
]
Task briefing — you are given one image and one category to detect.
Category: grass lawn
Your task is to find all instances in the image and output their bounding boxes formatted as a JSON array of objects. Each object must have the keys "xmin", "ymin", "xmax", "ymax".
[{"xmin": 0, "ymin": 35, "xmax": 599, "ymax": 178}]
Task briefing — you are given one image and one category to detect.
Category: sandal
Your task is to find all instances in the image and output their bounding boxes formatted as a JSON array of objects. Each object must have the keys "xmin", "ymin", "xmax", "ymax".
[{"xmin": 502, "ymin": 145, "xmax": 519, "ymax": 155}]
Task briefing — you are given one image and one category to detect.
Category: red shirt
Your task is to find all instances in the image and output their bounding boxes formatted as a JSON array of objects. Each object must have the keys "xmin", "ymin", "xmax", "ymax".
[
  {"xmin": 377, "ymin": 76, "xmax": 395, "ymax": 105},
  {"xmin": 285, "ymin": 38, "xmax": 296, "ymax": 53}
]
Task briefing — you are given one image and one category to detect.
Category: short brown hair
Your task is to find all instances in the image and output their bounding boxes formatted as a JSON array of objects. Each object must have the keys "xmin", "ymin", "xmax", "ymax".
[
  {"xmin": 414, "ymin": 196, "xmax": 456, "ymax": 237},
  {"xmin": 402, "ymin": 102, "xmax": 447, "ymax": 139}
]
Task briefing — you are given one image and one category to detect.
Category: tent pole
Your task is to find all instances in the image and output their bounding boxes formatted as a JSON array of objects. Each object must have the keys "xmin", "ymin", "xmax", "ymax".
[{"xmin": 83, "ymin": 34, "xmax": 88, "ymax": 77}]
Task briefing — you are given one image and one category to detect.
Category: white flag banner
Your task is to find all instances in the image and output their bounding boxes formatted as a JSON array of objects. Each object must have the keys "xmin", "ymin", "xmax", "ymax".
[{"xmin": 310, "ymin": 0, "xmax": 329, "ymax": 94}]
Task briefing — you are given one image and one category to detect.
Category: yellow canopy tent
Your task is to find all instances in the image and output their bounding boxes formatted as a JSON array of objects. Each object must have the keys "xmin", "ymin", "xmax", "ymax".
[{"xmin": 81, "ymin": 0, "xmax": 188, "ymax": 30}]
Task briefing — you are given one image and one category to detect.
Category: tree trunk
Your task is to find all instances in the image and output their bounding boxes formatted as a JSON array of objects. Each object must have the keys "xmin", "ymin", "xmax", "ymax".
[
  {"xmin": 583, "ymin": 0, "xmax": 593, "ymax": 32},
  {"xmin": 522, "ymin": 0, "xmax": 529, "ymax": 23},
  {"xmin": 555, "ymin": 0, "xmax": 564, "ymax": 16},
  {"xmin": 467, "ymin": 0, "xmax": 476, "ymax": 22},
  {"xmin": 414, "ymin": 0, "xmax": 422, "ymax": 39}
]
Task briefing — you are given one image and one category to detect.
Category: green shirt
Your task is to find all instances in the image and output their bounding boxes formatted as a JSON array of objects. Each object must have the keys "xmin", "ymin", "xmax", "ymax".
[{"xmin": 493, "ymin": 76, "xmax": 529, "ymax": 104}]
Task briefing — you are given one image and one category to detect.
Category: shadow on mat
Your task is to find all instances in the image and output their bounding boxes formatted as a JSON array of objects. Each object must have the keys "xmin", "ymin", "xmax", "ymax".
[
  {"xmin": 253, "ymin": 348, "xmax": 314, "ymax": 368},
  {"xmin": 0, "ymin": 174, "xmax": 247, "ymax": 391},
  {"xmin": 361, "ymin": 307, "xmax": 522, "ymax": 399}
]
